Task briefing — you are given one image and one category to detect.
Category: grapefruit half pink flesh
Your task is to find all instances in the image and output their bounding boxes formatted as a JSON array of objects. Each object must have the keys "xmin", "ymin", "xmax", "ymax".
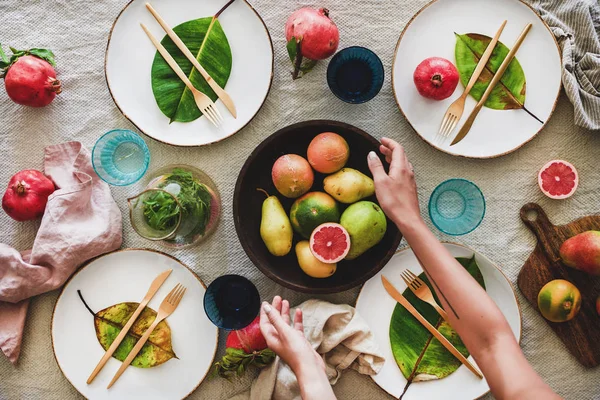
[
  {"xmin": 309, "ymin": 223, "xmax": 350, "ymax": 264},
  {"xmin": 538, "ymin": 160, "xmax": 578, "ymax": 199}
]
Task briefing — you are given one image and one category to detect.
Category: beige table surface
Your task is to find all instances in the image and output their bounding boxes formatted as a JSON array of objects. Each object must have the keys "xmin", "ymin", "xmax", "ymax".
[{"xmin": 1, "ymin": 0, "xmax": 599, "ymax": 399}]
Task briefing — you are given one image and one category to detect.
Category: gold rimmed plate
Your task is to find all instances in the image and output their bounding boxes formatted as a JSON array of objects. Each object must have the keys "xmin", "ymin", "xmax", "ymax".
[
  {"xmin": 355, "ymin": 242, "xmax": 522, "ymax": 399},
  {"xmin": 51, "ymin": 249, "xmax": 218, "ymax": 399},
  {"xmin": 392, "ymin": 0, "xmax": 561, "ymax": 158},
  {"xmin": 105, "ymin": 0, "xmax": 274, "ymax": 147}
]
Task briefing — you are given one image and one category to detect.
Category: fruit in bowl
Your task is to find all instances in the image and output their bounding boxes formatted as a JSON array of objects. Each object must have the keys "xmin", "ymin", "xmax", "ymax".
[
  {"xmin": 272, "ymin": 154, "xmax": 314, "ymax": 199},
  {"xmin": 233, "ymin": 120, "xmax": 402, "ymax": 294},
  {"xmin": 290, "ymin": 191, "xmax": 340, "ymax": 239},
  {"xmin": 323, "ymin": 168, "xmax": 374, "ymax": 203},
  {"xmin": 258, "ymin": 189, "xmax": 293, "ymax": 257},
  {"xmin": 307, "ymin": 132, "xmax": 349, "ymax": 173},
  {"xmin": 340, "ymin": 201, "xmax": 387, "ymax": 260}
]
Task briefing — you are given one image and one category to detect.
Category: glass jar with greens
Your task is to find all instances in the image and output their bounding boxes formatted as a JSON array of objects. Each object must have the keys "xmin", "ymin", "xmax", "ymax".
[{"xmin": 128, "ymin": 165, "xmax": 221, "ymax": 248}]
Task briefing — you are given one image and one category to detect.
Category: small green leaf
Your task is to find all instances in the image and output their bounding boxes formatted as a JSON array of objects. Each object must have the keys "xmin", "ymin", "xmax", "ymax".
[
  {"xmin": 286, "ymin": 37, "xmax": 298, "ymax": 64},
  {"xmin": 0, "ymin": 44, "xmax": 9, "ymax": 64},
  {"xmin": 28, "ymin": 48, "xmax": 56, "ymax": 66},
  {"xmin": 300, "ymin": 59, "xmax": 317, "ymax": 73}
]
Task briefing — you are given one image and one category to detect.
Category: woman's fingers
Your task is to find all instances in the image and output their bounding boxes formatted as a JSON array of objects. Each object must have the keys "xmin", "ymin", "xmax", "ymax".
[
  {"xmin": 259, "ymin": 302, "xmax": 277, "ymax": 340},
  {"xmin": 273, "ymin": 295, "xmax": 283, "ymax": 315},
  {"xmin": 382, "ymin": 139, "xmax": 408, "ymax": 179},
  {"xmin": 263, "ymin": 301, "xmax": 288, "ymax": 334},
  {"xmin": 367, "ymin": 151, "xmax": 387, "ymax": 182},
  {"xmin": 293, "ymin": 308, "xmax": 304, "ymax": 333},
  {"xmin": 281, "ymin": 300, "xmax": 290, "ymax": 325}
]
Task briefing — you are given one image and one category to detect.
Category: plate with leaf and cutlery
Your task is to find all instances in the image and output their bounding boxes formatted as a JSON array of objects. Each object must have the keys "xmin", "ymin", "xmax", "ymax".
[
  {"xmin": 51, "ymin": 249, "xmax": 218, "ymax": 400},
  {"xmin": 392, "ymin": 0, "xmax": 561, "ymax": 158},
  {"xmin": 355, "ymin": 243, "xmax": 522, "ymax": 399},
  {"xmin": 105, "ymin": 0, "xmax": 273, "ymax": 146}
]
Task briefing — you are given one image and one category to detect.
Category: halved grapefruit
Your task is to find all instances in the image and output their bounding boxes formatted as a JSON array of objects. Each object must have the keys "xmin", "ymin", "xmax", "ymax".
[
  {"xmin": 538, "ymin": 160, "xmax": 579, "ymax": 199},
  {"xmin": 309, "ymin": 223, "xmax": 351, "ymax": 264}
]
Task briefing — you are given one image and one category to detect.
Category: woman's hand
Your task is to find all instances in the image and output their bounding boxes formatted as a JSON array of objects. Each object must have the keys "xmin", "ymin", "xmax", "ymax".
[
  {"xmin": 259, "ymin": 296, "xmax": 324, "ymax": 374},
  {"xmin": 260, "ymin": 296, "xmax": 335, "ymax": 400},
  {"xmin": 367, "ymin": 137, "xmax": 422, "ymax": 229}
]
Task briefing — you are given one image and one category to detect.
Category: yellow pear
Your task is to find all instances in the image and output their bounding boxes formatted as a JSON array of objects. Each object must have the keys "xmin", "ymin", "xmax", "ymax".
[
  {"xmin": 323, "ymin": 168, "xmax": 375, "ymax": 204},
  {"xmin": 259, "ymin": 190, "xmax": 292, "ymax": 256},
  {"xmin": 295, "ymin": 241, "xmax": 336, "ymax": 278}
]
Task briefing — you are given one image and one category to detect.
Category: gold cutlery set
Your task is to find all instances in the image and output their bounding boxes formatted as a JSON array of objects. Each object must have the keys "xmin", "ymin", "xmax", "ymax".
[
  {"xmin": 142, "ymin": 3, "xmax": 236, "ymax": 127},
  {"xmin": 439, "ymin": 21, "xmax": 533, "ymax": 146},
  {"xmin": 382, "ymin": 269, "xmax": 483, "ymax": 379},
  {"xmin": 87, "ymin": 269, "xmax": 186, "ymax": 388}
]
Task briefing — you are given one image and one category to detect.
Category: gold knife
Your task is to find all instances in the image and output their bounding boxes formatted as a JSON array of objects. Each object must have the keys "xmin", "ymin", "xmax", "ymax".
[
  {"xmin": 86, "ymin": 269, "xmax": 172, "ymax": 384},
  {"xmin": 146, "ymin": 3, "xmax": 237, "ymax": 118},
  {"xmin": 381, "ymin": 275, "xmax": 483, "ymax": 379},
  {"xmin": 451, "ymin": 23, "xmax": 532, "ymax": 146}
]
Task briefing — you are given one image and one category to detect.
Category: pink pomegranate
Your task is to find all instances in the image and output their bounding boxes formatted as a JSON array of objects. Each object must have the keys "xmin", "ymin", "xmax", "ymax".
[
  {"xmin": 413, "ymin": 57, "xmax": 459, "ymax": 100},
  {"xmin": 2, "ymin": 48, "xmax": 61, "ymax": 107},
  {"xmin": 2, "ymin": 170, "xmax": 55, "ymax": 221},
  {"xmin": 285, "ymin": 8, "xmax": 339, "ymax": 61}
]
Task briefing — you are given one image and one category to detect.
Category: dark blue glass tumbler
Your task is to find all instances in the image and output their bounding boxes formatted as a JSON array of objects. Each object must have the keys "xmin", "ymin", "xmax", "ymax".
[
  {"xmin": 327, "ymin": 46, "xmax": 384, "ymax": 104},
  {"xmin": 204, "ymin": 274, "xmax": 261, "ymax": 331}
]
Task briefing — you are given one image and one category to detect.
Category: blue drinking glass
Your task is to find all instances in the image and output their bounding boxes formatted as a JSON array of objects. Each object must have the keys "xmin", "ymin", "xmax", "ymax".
[
  {"xmin": 204, "ymin": 275, "xmax": 261, "ymax": 331},
  {"xmin": 92, "ymin": 129, "xmax": 150, "ymax": 186},
  {"xmin": 327, "ymin": 46, "xmax": 384, "ymax": 104},
  {"xmin": 428, "ymin": 179, "xmax": 486, "ymax": 236}
]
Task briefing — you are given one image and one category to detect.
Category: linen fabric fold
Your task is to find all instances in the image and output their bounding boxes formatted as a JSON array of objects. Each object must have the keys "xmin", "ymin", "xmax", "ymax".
[
  {"xmin": 530, "ymin": 0, "xmax": 600, "ymax": 130},
  {"xmin": 0, "ymin": 141, "xmax": 122, "ymax": 364}
]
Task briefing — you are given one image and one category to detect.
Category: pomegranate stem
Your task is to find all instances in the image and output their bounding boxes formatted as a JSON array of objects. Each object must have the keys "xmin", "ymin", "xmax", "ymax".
[
  {"xmin": 431, "ymin": 74, "xmax": 443, "ymax": 87},
  {"xmin": 292, "ymin": 40, "xmax": 304, "ymax": 80},
  {"xmin": 15, "ymin": 181, "xmax": 26, "ymax": 195}
]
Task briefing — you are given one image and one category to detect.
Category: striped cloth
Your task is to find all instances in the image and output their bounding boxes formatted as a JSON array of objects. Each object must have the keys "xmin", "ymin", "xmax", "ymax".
[{"xmin": 530, "ymin": 0, "xmax": 600, "ymax": 131}]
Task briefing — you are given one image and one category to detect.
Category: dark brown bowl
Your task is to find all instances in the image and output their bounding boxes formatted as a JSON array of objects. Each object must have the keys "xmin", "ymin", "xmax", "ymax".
[{"xmin": 233, "ymin": 120, "xmax": 402, "ymax": 293}]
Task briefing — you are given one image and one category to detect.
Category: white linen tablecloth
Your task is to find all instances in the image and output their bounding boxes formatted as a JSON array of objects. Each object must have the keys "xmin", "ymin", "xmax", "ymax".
[{"xmin": 0, "ymin": 0, "xmax": 599, "ymax": 399}]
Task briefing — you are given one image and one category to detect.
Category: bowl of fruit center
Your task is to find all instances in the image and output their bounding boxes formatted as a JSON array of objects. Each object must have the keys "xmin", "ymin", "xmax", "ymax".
[{"xmin": 233, "ymin": 120, "xmax": 402, "ymax": 293}]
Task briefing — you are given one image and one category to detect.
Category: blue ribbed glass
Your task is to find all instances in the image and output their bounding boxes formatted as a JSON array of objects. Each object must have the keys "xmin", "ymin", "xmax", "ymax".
[
  {"xmin": 428, "ymin": 179, "xmax": 486, "ymax": 236},
  {"xmin": 327, "ymin": 46, "xmax": 384, "ymax": 104},
  {"xmin": 204, "ymin": 275, "xmax": 261, "ymax": 331},
  {"xmin": 92, "ymin": 129, "xmax": 150, "ymax": 186}
]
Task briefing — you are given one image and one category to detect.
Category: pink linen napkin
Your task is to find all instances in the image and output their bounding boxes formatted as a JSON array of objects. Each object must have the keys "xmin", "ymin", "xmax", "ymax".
[{"xmin": 0, "ymin": 141, "xmax": 122, "ymax": 364}]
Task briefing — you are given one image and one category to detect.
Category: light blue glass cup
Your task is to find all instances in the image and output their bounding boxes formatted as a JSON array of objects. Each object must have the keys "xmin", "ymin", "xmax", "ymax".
[
  {"xmin": 428, "ymin": 179, "xmax": 485, "ymax": 236},
  {"xmin": 92, "ymin": 129, "xmax": 150, "ymax": 186}
]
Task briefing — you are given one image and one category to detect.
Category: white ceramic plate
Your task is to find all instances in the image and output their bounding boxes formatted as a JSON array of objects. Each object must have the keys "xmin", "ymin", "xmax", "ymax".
[
  {"xmin": 355, "ymin": 243, "xmax": 522, "ymax": 399},
  {"xmin": 52, "ymin": 249, "xmax": 218, "ymax": 400},
  {"xmin": 392, "ymin": 0, "xmax": 561, "ymax": 158},
  {"xmin": 106, "ymin": 0, "xmax": 273, "ymax": 146}
]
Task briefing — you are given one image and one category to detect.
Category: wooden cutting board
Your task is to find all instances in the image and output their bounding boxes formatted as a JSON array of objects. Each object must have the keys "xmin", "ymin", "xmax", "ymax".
[{"xmin": 517, "ymin": 203, "xmax": 600, "ymax": 368}]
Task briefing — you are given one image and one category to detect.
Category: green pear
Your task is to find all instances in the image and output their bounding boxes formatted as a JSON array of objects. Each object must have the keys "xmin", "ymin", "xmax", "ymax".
[
  {"xmin": 560, "ymin": 231, "xmax": 600, "ymax": 275},
  {"xmin": 259, "ymin": 190, "xmax": 293, "ymax": 256},
  {"xmin": 323, "ymin": 168, "xmax": 375, "ymax": 204},
  {"xmin": 340, "ymin": 201, "xmax": 387, "ymax": 260}
]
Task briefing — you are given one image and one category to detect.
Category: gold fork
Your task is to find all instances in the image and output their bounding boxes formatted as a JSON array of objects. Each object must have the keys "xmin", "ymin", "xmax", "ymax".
[
  {"xmin": 141, "ymin": 23, "xmax": 223, "ymax": 127},
  {"xmin": 436, "ymin": 20, "xmax": 507, "ymax": 143},
  {"xmin": 107, "ymin": 283, "xmax": 187, "ymax": 389},
  {"xmin": 400, "ymin": 269, "xmax": 449, "ymax": 322}
]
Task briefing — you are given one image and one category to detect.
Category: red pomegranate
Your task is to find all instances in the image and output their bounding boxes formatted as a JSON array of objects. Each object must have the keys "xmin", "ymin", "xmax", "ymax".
[
  {"xmin": 2, "ymin": 47, "xmax": 61, "ymax": 107},
  {"xmin": 2, "ymin": 170, "xmax": 55, "ymax": 221},
  {"xmin": 286, "ymin": 8, "xmax": 339, "ymax": 61},
  {"xmin": 413, "ymin": 57, "xmax": 459, "ymax": 100},
  {"xmin": 213, "ymin": 316, "xmax": 275, "ymax": 377}
]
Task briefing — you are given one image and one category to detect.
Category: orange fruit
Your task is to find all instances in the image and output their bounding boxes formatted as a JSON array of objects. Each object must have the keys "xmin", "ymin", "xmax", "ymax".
[{"xmin": 307, "ymin": 132, "xmax": 349, "ymax": 174}]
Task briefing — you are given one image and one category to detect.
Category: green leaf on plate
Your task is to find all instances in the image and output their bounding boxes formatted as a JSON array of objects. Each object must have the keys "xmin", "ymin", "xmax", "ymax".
[
  {"xmin": 455, "ymin": 33, "xmax": 527, "ymax": 111},
  {"xmin": 151, "ymin": 17, "xmax": 232, "ymax": 123},
  {"xmin": 389, "ymin": 256, "xmax": 485, "ymax": 397}
]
